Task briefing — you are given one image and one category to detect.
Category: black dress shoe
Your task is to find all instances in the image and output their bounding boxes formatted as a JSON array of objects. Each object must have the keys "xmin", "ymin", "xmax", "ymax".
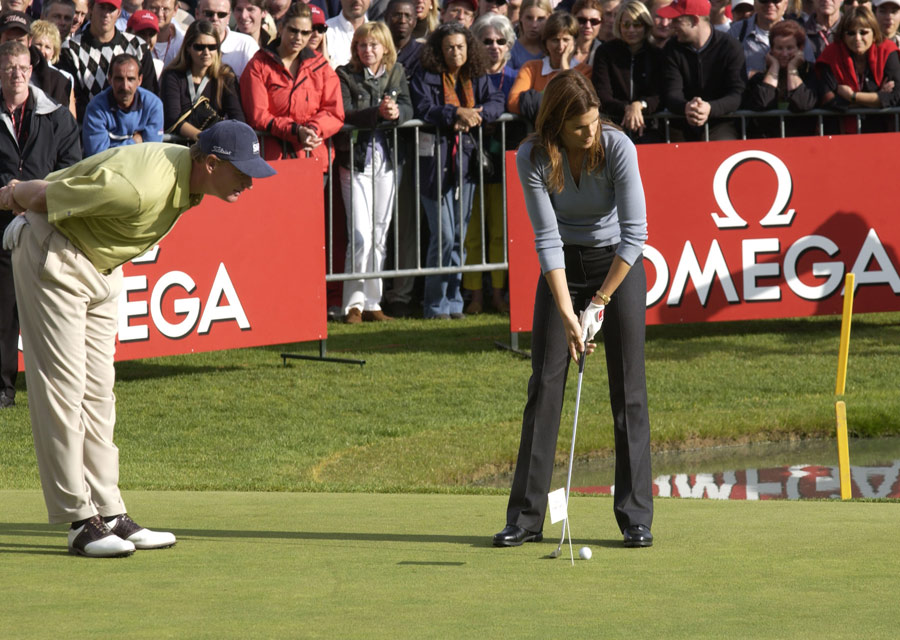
[
  {"xmin": 0, "ymin": 392, "xmax": 14, "ymax": 408},
  {"xmin": 623, "ymin": 524, "xmax": 653, "ymax": 548},
  {"xmin": 492, "ymin": 524, "xmax": 543, "ymax": 547}
]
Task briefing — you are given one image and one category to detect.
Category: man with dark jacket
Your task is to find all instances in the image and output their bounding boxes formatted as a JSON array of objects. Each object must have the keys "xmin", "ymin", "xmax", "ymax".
[
  {"xmin": 0, "ymin": 11, "xmax": 72, "ymax": 107},
  {"xmin": 660, "ymin": 0, "xmax": 746, "ymax": 141},
  {"xmin": 58, "ymin": 0, "xmax": 158, "ymax": 122},
  {"xmin": 0, "ymin": 40, "xmax": 80, "ymax": 409}
]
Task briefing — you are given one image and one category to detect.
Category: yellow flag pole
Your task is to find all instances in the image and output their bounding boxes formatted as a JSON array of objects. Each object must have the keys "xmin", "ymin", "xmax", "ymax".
[
  {"xmin": 835, "ymin": 401, "xmax": 852, "ymax": 500},
  {"xmin": 835, "ymin": 273, "xmax": 855, "ymax": 396}
]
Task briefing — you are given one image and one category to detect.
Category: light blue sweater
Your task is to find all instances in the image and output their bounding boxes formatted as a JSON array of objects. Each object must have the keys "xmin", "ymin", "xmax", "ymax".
[
  {"xmin": 516, "ymin": 127, "xmax": 648, "ymax": 274},
  {"xmin": 82, "ymin": 86, "xmax": 164, "ymax": 157}
]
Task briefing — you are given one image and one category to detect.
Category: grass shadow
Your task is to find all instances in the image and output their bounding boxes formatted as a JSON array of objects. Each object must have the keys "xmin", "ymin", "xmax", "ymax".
[
  {"xmin": 169, "ymin": 527, "xmax": 492, "ymax": 548},
  {"xmin": 114, "ymin": 361, "xmax": 244, "ymax": 382}
]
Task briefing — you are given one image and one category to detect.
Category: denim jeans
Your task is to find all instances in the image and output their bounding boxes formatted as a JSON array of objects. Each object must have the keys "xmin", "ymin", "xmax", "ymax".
[{"xmin": 421, "ymin": 182, "xmax": 475, "ymax": 317}]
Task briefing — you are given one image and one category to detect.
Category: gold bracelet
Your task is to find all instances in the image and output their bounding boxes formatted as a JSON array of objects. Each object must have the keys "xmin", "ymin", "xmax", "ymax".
[{"xmin": 594, "ymin": 291, "xmax": 611, "ymax": 305}]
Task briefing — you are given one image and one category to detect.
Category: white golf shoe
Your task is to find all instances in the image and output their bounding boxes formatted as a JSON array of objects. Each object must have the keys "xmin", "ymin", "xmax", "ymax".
[
  {"xmin": 107, "ymin": 513, "xmax": 177, "ymax": 550},
  {"xmin": 68, "ymin": 515, "xmax": 135, "ymax": 558}
]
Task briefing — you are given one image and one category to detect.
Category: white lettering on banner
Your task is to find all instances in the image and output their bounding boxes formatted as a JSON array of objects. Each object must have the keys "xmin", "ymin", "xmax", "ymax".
[
  {"xmin": 783, "ymin": 235, "xmax": 843, "ymax": 300},
  {"xmin": 197, "ymin": 263, "xmax": 251, "ymax": 334},
  {"xmin": 150, "ymin": 271, "xmax": 201, "ymax": 338},
  {"xmin": 711, "ymin": 150, "xmax": 796, "ymax": 229},
  {"xmin": 673, "ymin": 471, "xmax": 737, "ymax": 499},
  {"xmin": 119, "ymin": 262, "xmax": 250, "ymax": 342},
  {"xmin": 850, "ymin": 228, "xmax": 900, "ymax": 293},
  {"xmin": 742, "ymin": 238, "xmax": 781, "ymax": 301},
  {"xmin": 119, "ymin": 275, "xmax": 150, "ymax": 341},
  {"xmin": 665, "ymin": 240, "xmax": 739, "ymax": 306},
  {"xmin": 642, "ymin": 149, "xmax": 900, "ymax": 308}
]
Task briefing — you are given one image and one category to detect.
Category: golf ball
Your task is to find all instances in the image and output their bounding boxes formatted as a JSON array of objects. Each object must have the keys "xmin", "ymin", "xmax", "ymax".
[{"xmin": 578, "ymin": 546, "xmax": 592, "ymax": 560}]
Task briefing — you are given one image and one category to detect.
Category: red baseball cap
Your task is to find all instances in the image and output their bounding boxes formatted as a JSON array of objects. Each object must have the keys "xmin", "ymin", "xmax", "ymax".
[
  {"xmin": 127, "ymin": 9, "xmax": 159, "ymax": 33},
  {"xmin": 443, "ymin": 0, "xmax": 478, "ymax": 12},
  {"xmin": 309, "ymin": 4, "xmax": 326, "ymax": 25},
  {"xmin": 656, "ymin": 0, "xmax": 710, "ymax": 18},
  {"xmin": 95, "ymin": 0, "xmax": 122, "ymax": 8}
]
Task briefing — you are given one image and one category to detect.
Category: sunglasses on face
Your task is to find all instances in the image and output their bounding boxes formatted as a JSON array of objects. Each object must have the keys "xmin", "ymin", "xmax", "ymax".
[
  {"xmin": 577, "ymin": 16, "xmax": 601, "ymax": 26},
  {"xmin": 621, "ymin": 20, "xmax": 645, "ymax": 28},
  {"xmin": 313, "ymin": 24, "xmax": 327, "ymax": 33},
  {"xmin": 482, "ymin": 37, "xmax": 507, "ymax": 45},
  {"xmin": 202, "ymin": 9, "xmax": 229, "ymax": 19},
  {"xmin": 756, "ymin": 0, "xmax": 781, "ymax": 5},
  {"xmin": 843, "ymin": 0, "xmax": 870, "ymax": 4},
  {"xmin": 192, "ymin": 43, "xmax": 218, "ymax": 51}
]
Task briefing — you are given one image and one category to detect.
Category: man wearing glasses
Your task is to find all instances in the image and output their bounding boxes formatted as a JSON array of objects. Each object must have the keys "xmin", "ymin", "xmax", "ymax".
[
  {"xmin": 728, "ymin": 0, "xmax": 815, "ymax": 77},
  {"xmin": 195, "ymin": 0, "xmax": 259, "ymax": 78},
  {"xmin": 0, "ymin": 40, "xmax": 80, "ymax": 411},
  {"xmin": 145, "ymin": 0, "xmax": 184, "ymax": 68},
  {"xmin": 58, "ymin": 0, "xmax": 158, "ymax": 121}
]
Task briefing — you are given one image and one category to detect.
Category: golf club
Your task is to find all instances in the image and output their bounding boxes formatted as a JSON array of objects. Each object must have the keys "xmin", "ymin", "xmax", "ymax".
[{"xmin": 550, "ymin": 350, "xmax": 586, "ymax": 564}]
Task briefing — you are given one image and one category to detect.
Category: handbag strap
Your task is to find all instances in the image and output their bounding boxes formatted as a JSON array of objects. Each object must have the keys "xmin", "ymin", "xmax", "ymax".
[{"xmin": 187, "ymin": 71, "xmax": 211, "ymax": 104}]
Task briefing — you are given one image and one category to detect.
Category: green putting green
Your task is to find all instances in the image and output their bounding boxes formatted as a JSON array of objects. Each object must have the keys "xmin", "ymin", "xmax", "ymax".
[{"xmin": 3, "ymin": 490, "xmax": 898, "ymax": 638}]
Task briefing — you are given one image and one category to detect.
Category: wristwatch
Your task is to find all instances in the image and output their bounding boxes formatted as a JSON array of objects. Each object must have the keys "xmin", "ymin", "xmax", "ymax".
[
  {"xmin": 594, "ymin": 291, "xmax": 611, "ymax": 305},
  {"xmin": 640, "ymin": 100, "xmax": 648, "ymax": 111}
]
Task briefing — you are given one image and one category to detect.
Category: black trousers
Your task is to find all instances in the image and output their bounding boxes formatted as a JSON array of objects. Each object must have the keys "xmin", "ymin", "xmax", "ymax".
[
  {"xmin": 505, "ymin": 244, "xmax": 653, "ymax": 533},
  {"xmin": 0, "ymin": 243, "xmax": 18, "ymax": 399}
]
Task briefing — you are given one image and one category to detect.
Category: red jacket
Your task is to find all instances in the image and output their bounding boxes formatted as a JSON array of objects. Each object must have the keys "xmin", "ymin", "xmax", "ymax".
[{"xmin": 240, "ymin": 45, "xmax": 344, "ymax": 166}]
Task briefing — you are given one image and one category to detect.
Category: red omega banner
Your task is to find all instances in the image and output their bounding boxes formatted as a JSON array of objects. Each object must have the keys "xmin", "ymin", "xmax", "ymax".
[
  {"xmin": 17, "ymin": 156, "xmax": 327, "ymax": 370},
  {"xmin": 114, "ymin": 156, "xmax": 327, "ymax": 361},
  {"xmin": 507, "ymin": 134, "xmax": 900, "ymax": 331}
]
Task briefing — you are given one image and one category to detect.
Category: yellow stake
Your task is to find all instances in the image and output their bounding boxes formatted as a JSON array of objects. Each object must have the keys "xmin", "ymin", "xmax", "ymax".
[
  {"xmin": 835, "ymin": 273, "xmax": 855, "ymax": 396},
  {"xmin": 835, "ymin": 401, "xmax": 852, "ymax": 500}
]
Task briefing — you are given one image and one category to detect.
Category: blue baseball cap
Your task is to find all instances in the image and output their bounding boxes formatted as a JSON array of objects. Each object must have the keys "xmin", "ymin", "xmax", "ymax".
[{"xmin": 197, "ymin": 121, "xmax": 276, "ymax": 179}]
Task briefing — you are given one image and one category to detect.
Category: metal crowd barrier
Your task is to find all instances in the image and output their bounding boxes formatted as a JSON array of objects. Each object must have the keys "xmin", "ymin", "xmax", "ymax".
[
  {"xmin": 649, "ymin": 106, "xmax": 900, "ymax": 142},
  {"xmin": 164, "ymin": 105, "xmax": 900, "ymax": 302}
]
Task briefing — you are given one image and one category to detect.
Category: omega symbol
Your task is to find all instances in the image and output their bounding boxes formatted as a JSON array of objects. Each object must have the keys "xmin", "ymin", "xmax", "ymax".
[{"xmin": 710, "ymin": 150, "xmax": 797, "ymax": 230}]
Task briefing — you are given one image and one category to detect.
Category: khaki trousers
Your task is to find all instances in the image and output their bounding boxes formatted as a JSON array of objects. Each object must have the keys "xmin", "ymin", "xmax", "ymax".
[{"xmin": 12, "ymin": 212, "xmax": 126, "ymax": 524}]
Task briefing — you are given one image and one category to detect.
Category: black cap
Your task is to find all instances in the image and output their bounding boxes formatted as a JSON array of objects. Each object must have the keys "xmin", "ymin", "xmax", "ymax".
[{"xmin": 0, "ymin": 11, "xmax": 32, "ymax": 34}]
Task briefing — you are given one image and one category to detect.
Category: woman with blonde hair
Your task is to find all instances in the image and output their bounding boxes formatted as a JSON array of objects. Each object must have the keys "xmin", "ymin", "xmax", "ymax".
[
  {"xmin": 29, "ymin": 19, "xmax": 76, "ymax": 117},
  {"xmin": 508, "ymin": 0, "xmax": 552, "ymax": 69},
  {"xmin": 492, "ymin": 70, "xmax": 653, "ymax": 550},
  {"xmin": 160, "ymin": 20, "xmax": 245, "ymax": 140},
  {"xmin": 335, "ymin": 22, "xmax": 413, "ymax": 323}
]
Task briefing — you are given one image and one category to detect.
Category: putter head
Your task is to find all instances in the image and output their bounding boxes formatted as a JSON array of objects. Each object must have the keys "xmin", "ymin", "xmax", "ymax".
[{"xmin": 549, "ymin": 547, "xmax": 562, "ymax": 558}]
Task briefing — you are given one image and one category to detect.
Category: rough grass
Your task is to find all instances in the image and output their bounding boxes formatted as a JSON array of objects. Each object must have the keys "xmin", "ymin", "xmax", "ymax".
[{"xmin": 0, "ymin": 312, "xmax": 897, "ymax": 492}]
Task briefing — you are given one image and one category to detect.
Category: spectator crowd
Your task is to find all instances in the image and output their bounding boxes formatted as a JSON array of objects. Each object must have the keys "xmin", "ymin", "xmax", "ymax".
[{"xmin": 1, "ymin": 0, "xmax": 899, "ymax": 400}]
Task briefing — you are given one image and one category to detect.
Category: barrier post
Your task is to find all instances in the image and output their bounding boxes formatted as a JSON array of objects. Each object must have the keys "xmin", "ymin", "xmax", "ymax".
[
  {"xmin": 835, "ymin": 273, "xmax": 855, "ymax": 396},
  {"xmin": 835, "ymin": 400, "xmax": 852, "ymax": 500}
]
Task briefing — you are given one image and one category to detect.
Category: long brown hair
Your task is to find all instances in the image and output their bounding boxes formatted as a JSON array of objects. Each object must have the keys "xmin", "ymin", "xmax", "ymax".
[
  {"xmin": 167, "ymin": 20, "xmax": 235, "ymax": 107},
  {"xmin": 529, "ymin": 70, "xmax": 605, "ymax": 193}
]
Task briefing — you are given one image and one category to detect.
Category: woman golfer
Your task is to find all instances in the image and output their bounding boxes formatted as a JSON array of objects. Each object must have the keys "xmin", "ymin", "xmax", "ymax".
[{"xmin": 492, "ymin": 70, "xmax": 653, "ymax": 549}]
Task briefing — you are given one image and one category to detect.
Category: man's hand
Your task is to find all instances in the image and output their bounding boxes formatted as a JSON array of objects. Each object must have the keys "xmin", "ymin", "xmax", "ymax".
[
  {"xmin": 685, "ymin": 97, "xmax": 711, "ymax": 127},
  {"xmin": 132, "ymin": 131, "xmax": 144, "ymax": 144},
  {"xmin": 0, "ymin": 180, "xmax": 23, "ymax": 213},
  {"xmin": 579, "ymin": 301, "xmax": 605, "ymax": 343}
]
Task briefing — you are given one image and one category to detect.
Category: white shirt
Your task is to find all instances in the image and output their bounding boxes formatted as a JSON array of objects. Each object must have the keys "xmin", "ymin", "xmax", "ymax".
[
  {"xmin": 154, "ymin": 21, "xmax": 185, "ymax": 71},
  {"xmin": 221, "ymin": 28, "xmax": 259, "ymax": 79},
  {"xmin": 325, "ymin": 12, "xmax": 367, "ymax": 69}
]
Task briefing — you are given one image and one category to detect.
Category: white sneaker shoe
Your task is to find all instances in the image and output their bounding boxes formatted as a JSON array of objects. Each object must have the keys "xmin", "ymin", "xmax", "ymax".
[
  {"xmin": 68, "ymin": 515, "xmax": 135, "ymax": 558},
  {"xmin": 107, "ymin": 513, "xmax": 177, "ymax": 550}
]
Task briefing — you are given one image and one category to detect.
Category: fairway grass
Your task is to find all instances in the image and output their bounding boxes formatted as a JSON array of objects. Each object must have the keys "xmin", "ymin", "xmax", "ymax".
[{"xmin": 2, "ymin": 490, "xmax": 898, "ymax": 639}]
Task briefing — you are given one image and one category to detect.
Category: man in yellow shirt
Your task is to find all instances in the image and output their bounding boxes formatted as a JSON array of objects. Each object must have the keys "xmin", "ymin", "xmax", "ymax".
[{"xmin": 0, "ymin": 120, "xmax": 275, "ymax": 558}]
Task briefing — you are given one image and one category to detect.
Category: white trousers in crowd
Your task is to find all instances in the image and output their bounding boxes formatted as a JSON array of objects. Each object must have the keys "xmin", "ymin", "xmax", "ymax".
[{"xmin": 339, "ymin": 146, "xmax": 396, "ymax": 315}]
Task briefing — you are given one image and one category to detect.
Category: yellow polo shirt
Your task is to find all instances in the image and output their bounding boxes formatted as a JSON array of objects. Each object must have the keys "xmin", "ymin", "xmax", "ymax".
[{"xmin": 46, "ymin": 143, "xmax": 204, "ymax": 272}]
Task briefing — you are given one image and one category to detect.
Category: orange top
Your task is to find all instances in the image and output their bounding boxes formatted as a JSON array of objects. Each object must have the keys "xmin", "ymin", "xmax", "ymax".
[{"xmin": 507, "ymin": 59, "xmax": 593, "ymax": 115}]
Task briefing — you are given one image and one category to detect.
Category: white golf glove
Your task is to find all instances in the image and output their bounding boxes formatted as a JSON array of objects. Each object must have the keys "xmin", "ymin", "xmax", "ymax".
[
  {"xmin": 2, "ymin": 215, "xmax": 27, "ymax": 251},
  {"xmin": 579, "ymin": 301, "xmax": 605, "ymax": 343}
]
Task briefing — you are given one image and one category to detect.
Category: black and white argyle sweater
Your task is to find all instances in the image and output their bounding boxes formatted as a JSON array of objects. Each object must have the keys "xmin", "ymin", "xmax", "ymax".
[{"xmin": 59, "ymin": 28, "xmax": 160, "ymax": 122}]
